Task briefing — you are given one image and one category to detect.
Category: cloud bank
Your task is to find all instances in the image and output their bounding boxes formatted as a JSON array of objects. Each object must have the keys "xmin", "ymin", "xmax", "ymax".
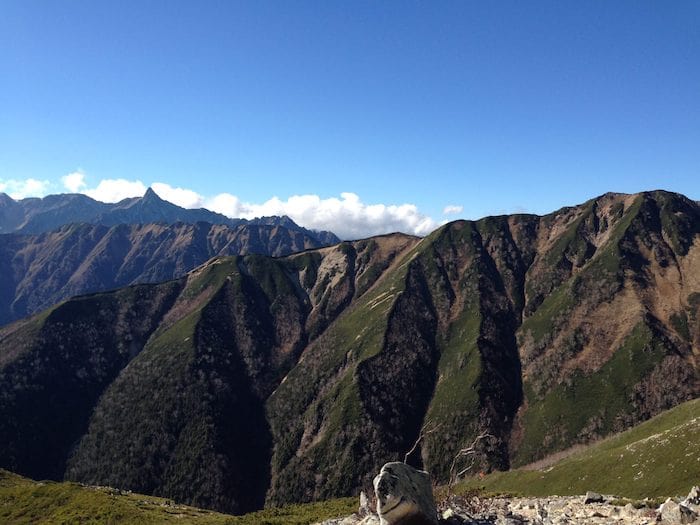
[
  {"xmin": 0, "ymin": 178, "xmax": 51, "ymax": 199},
  {"xmin": 61, "ymin": 171, "xmax": 87, "ymax": 193},
  {"xmin": 152, "ymin": 183, "xmax": 206, "ymax": 209},
  {"xmin": 206, "ymin": 191, "xmax": 437, "ymax": 239},
  {"xmin": 3, "ymin": 173, "xmax": 443, "ymax": 239},
  {"xmin": 85, "ymin": 178, "xmax": 148, "ymax": 203}
]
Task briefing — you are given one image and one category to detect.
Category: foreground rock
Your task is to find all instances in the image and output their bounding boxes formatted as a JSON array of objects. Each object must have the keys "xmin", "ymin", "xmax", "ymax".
[
  {"xmin": 318, "ymin": 485, "xmax": 700, "ymax": 525},
  {"xmin": 658, "ymin": 486, "xmax": 700, "ymax": 524},
  {"xmin": 373, "ymin": 462, "xmax": 438, "ymax": 525}
]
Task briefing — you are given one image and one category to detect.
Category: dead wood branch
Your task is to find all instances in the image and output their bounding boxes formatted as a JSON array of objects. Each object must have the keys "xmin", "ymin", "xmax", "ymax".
[
  {"xmin": 403, "ymin": 421, "xmax": 441, "ymax": 463},
  {"xmin": 447, "ymin": 431, "xmax": 495, "ymax": 496}
]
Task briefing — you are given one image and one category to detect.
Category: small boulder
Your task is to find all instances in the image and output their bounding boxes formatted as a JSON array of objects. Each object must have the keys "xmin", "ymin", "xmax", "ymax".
[
  {"xmin": 621, "ymin": 503, "xmax": 641, "ymax": 519},
  {"xmin": 583, "ymin": 491, "xmax": 604, "ymax": 504},
  {"xmin": 373, "ymin": 462, "xmax": 438, "ymax": 525}
]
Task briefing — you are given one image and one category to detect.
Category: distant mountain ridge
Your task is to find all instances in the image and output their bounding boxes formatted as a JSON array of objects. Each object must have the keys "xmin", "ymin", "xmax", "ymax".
[
  {"xmin": 0, "ymin": 189, "xmax": 698, "ymax": 515},
  {"xmin": 0, "ymin": 188, "xmax": 339, "ymax": 325},
  {"xmin": 0, "ymin": 221, "xmax": 338, "ymax": 326},
  {"xmin": 0, "ymin": 188, "xmax": 338, "ymax": 243}
]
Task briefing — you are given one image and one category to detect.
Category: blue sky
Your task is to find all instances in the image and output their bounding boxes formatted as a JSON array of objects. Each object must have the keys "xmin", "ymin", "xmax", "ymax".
[{"xmin": 1, "ymin": 1, "xmax": 699, "ymax": 238}]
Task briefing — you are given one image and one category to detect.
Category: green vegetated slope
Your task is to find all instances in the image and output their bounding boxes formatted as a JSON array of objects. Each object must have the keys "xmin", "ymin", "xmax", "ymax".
[
  {"xmin": 0, "ymin": 280, "xmax": 185, "ymax": 481},
  {"xmin": 459, "ymin": 397, "xmax": 700, "ymax": 498},
  {"xmin": 0, "ymin": 469, "xmax": 355, "ymax": 525},
  {"xmin": 0, "ymin": 190, "xmax": 699, "ymax": 514}
]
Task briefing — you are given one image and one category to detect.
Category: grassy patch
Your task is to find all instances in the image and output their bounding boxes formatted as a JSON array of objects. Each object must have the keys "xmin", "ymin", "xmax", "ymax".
[
  {"xmin": 0, "ymin": 469, "xmax": 356, "ymax": 525},
  {"xmin": 519, "ymin": 282, "xmax": 574, "ymax": 346},
  {"xmin": 670, "ymin": 312, "xmax": 691, "ymax": 342},
  {"xmin": 427, "ymin": 306, "xmax": 481, "ymax": 423},
  {"xmin": 224, "ymin": 497, "xmax": 356, "ymax": 525},
  {"xmin": 182, "ymin": 258, "xmax": 239, "ymax": 299},
  {"xmin": 423, "ymin": 304, "xmax": 482, "ymax": 480},
  {"xmin": 0, "ymin": 470, "xmax": 231, "ymax": 524},
  {"xmin": 244, "ymin": 255, "xmax": 296, "ymax": 301},
  {"xmin": 458, "ymin": 398, "xmax": 700, "ymax": 499}
]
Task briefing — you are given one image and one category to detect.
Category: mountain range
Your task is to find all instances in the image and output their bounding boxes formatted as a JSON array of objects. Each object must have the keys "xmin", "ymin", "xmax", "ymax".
[
  {"xmin": 0, "ymin": 189, "xmax": 698, "ymax": 515},
  {"xmin": 0, "ymin": 188, "xmax": 336, "ymax": 244},
  {"xmin": 0, "ymin": 189, "xmax": 339, "ymax": 325}
]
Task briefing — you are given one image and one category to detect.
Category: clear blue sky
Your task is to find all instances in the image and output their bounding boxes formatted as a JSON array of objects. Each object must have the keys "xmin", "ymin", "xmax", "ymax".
[{"xmin": 1, "ymin": 1, "xmax": 699, "ymax": 236}]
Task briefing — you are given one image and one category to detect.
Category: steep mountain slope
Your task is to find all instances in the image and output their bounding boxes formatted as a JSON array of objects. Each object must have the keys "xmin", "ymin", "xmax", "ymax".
[
  {"xmin": 0, "ymin": 189, "xmax": 338, "ymax": 244},
  {"xmin": 0, "ymin": 221, "xmax": 338, "ymax": 326},
  {"xmin": 0, "ymin": 190, "xmax": 698, "ymax": 514},
  {"xmin": 0, "ymin": 281, "xmax": 183, "ymax": 481}
]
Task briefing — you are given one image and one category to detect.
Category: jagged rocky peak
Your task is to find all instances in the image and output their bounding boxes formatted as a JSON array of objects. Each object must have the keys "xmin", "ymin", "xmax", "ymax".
[{"xmin": 142, "ymin": 186, "xmax": 161, "ymax": 201}]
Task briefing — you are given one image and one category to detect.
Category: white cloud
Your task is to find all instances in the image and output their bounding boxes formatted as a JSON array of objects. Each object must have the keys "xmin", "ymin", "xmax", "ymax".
[
  {"xmin": 84, "ymin": 178, "xmax": 147, "ymax": 203},
  {"xmin": 61, "ymin": 171, "xmax": 87, "ymax": 193},
  {"xmin": 207, "ymin": 191, "xmax": 438, "ymax": 239},
  {"xmin": 207, "ymin": 193, "xmax": 243, "ymax": 217},
  {"xmin": 0, "ymin": 178, "xmax": 51, "ymax": 199},
  {"xmin": 443, "ymin": 204, "xmax": 463, "ymax": 215},
  {"xmin": 151, "ymin": 182, "xmax": 204, "ymax": 209}
]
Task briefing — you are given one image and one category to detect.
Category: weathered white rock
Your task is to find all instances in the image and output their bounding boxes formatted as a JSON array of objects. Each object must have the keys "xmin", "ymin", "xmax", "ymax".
[
  {"xmin": 659, "ymin": 497, "xmax": 699, "ymax": 524},
  {"xmin": 373, "ymin": 462, "xmax": 438, "ymax": 525},
  {"xmin": 359, "ymin": 491, "xmax": 372, "ymax": 517}
]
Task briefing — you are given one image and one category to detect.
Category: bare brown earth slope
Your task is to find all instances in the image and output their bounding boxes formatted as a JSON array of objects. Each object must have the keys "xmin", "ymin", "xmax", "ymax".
[{"xmin": 0, "ymin": 190, "xmax": 697, "ymax": 515}]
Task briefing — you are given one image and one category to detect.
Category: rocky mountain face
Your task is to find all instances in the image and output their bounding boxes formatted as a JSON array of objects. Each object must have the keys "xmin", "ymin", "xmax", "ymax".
[
  {"xmin": 0, "ymin": 221, "xmax": 339, "ymax": 326},
  {"xmin": 0, "ymin": 190, "xmax": 698, "ymax": 514},
  {"xmin": 0, "ymin": 187, "xmax": 338, "ymax": 241}
]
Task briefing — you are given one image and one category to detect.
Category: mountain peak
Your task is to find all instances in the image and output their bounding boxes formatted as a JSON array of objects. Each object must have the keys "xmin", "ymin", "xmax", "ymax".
[{"xmin": 142, "ymin": 187, "xmax": 163, "ymax": 202}]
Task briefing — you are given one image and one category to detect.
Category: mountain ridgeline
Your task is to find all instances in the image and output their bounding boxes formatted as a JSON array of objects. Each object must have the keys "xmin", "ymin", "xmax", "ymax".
[
  {"xmin": 0, "ymin": 221, "xmax": 338, "ymax": 326},
  {"xmin": 0, "ymin": 188, "xmax": 339, "ymax": 325},
  {"xmin": 0, "ymin": 188, "xmax": 337, "ymax": 243},
  {"xmin": 0, "ymin": 190, "xmax": 698, "ymax": 514}
]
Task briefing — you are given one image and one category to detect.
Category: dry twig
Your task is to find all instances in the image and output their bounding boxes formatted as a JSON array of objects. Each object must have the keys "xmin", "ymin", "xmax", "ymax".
[
  {"xmin": 403, "ymin": 421, "xmax": 441, "ymax": 463},
  {"xmin": 447, "ymin": 431, "xmax": 494, "ymax": 496}
]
